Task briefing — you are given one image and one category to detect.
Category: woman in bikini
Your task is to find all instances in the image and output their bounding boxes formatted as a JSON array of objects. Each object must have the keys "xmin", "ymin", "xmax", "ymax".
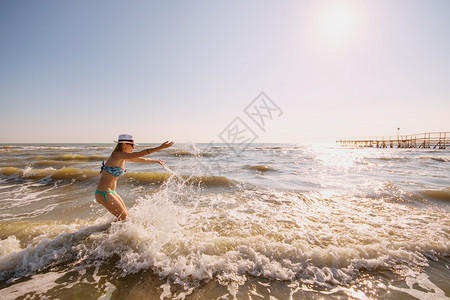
[{"xmin": 95, "ymin": 134, "xmax": 174, "ymax": 220}]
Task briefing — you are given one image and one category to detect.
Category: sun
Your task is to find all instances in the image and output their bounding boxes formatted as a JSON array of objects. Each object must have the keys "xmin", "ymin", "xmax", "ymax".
[{"xmin": 318, "ymin": 3, "xmax": 358, "ymax": 45}]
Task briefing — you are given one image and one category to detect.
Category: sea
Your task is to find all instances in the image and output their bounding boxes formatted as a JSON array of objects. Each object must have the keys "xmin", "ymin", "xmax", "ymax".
[{"xmin": 0, "ymin": 143, "xmax": 448, "ymax": 300}]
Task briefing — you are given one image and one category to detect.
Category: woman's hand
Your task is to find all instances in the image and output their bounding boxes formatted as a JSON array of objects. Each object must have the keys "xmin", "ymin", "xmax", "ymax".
[
  {"xmin": 143, "ymin": 141, "xmax": 174, "ymax": 157},
  {"xmin": 157, "ymin": 159, "xmax": 168, "ymax": 170},
  {"xmin": 159, "ymin": 141, "xmax": 174, "ymax": 149}
]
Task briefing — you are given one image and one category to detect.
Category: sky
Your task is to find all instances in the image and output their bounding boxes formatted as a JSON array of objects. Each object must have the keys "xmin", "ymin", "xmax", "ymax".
[{"xmin": 0, "ymin": 0, "xmax": 449, "ymax": 144}]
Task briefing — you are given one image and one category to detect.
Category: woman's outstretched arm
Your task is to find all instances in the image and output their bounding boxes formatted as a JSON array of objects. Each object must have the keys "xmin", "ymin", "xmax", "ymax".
[
  {"xmin": 128, "ymin": 158, "xmax": 167, "ymax": 168},
  {"xmin": 113, "ymin": 141, "xmax": 174, "ymax": 160},
  {"xmin": 145, "ymin": 141, "xmax": 174, "ymax": 155}
]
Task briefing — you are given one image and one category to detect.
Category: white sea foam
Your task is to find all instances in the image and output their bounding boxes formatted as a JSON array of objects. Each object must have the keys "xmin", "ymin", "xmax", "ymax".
[
  {"xmin": 0, "ymin": 223, "xmax": 111, "ymax": 281},
  {"xmin": 97, "ymin": 281, "xmax": 117, "ymax": 300},
  {"xmin": 0, "ymin": 236, "xmax": 22, "ymax": 257},
  {"xmin": 76, "ymin": 183, "xmax": 449, "ymax": 295},
  {"xmin": 0, "ymin": 203, "xmax": 60, "ymax": 221},
  {"xmin": 389, "ymin": 271, "xmax": 449, "ymax": 299},
  {"xmin": 0, "ymin": 181, "xmax": 60, "ymax": 210},
  {"xmin": 1, "ymin": 182, "xmax": 448, "ymax": 298}
]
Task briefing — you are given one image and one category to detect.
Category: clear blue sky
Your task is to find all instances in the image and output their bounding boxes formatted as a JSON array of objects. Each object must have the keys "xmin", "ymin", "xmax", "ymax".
[{"xmin": 1, "ymin": 0, "xmax": 449, "ymax": 143}]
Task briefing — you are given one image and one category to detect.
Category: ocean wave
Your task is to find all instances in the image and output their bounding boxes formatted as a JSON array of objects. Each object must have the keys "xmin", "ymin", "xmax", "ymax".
[
  {"xmin": 0, "ymin": 188, "xmax": 448, "ymax": 296},
  {"xmin": 0, "ymin": 203, "xmax": 60, "ymax": 222},
  {"xmin": 3, "ymin": 154, "xmax": 108, "ymax": 166},
  {"xmin": 0, "ymin": 167, "xmax": 235, "ymax": 188},
  {"xmin": 32, "ymin": 160, "xmax": 77, "ymax": 167},
  {"xmin": 0, "ymin": 167, "xmax": 99, "ymax": 182},
  {"xmin": 169, "ymin": 150, "xmax": 198, "ymax": 157},
  {"xmin": 255, "ymin": 146, "xmax": 292, "ymax": 150},
  {"xmin": 418, "ymin": 156, "xmax": 450, "ymax": 163},
  {"xmin": 0, "ymin": 145, "xmax": 82, "ymax": 151},
  {"xmin": 164, "ymin": 149, "xmax": 216, "ymax": 157},
  {"xmin": 243, "ymin": 164, "xmax": 277, "ymax": 172},
  {"xmin": 125, "ymin": 171, "xmax": 235, "ymax": 187},
  {"xmin": 10, "ymin": 154, "xmax": 107, "ymax": 163},
  {"xmin": 0, "ymin": 149, "xmax": 25, "ymax": 154},
  {"xmin": 0, "ymin": 236, "xmax": 21, "ymax": 257},
  {"xmin": 372, "ymin": 155, "xmax": 450, "ymax": 163},
  {"xmin": 51, "ymin": 154, "xmax": 107, "ymax": 161},
  {"xmin": 419, "ymin": 189, "xmax": 450, "ymax": 202},
  {"xmin": 371, "ymin": 157, "xmax": 408, "ymax": 161},
  {"xmin": 85, "ymin": 146, "xmax": 113, "ymax": 150},
  {"xmin": 0, "ymin": 223, "xmax": 111, "ymax": 281},
  {"xmin": 98, "ymin": 189, "xmax": 449, "ymax": 285}
]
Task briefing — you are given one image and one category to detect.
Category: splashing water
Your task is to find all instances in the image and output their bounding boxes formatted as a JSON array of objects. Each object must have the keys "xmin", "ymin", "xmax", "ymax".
[{"xmin": 0, "ymin": 143, "xmax": 449, "ymax": 299}]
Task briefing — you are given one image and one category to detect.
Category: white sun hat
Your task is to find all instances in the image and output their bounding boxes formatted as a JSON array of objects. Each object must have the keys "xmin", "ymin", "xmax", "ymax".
[{"xmin": 114, "ymin": 134, "xmax": 137, "ymax": 144}]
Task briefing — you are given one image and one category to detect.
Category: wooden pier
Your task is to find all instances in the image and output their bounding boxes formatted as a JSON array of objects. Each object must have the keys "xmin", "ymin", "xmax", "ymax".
[{"xmin": 337, "ymin": 132, "xmax": 449, "ymax": 149}]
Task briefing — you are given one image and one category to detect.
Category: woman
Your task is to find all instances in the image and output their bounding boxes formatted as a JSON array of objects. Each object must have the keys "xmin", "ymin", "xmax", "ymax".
[{"xmin": 95, "ymin": 134, "xmax": 174, "ymax": 220}]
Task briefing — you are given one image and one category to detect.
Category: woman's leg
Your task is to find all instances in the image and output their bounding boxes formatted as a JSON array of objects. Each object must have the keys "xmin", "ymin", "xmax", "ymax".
[
  {"xmin": 114, "ymin": 192, "xmax": 127, "ymax": 210},
  {"xmin": 95, "ymin": 192, "xmax": 128, "ymax": 221}
]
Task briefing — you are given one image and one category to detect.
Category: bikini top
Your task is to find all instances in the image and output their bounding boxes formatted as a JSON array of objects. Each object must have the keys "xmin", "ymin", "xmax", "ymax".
[{"xmin": 100, "ymin": 161, "xmax": 126, "ymax": 177}]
